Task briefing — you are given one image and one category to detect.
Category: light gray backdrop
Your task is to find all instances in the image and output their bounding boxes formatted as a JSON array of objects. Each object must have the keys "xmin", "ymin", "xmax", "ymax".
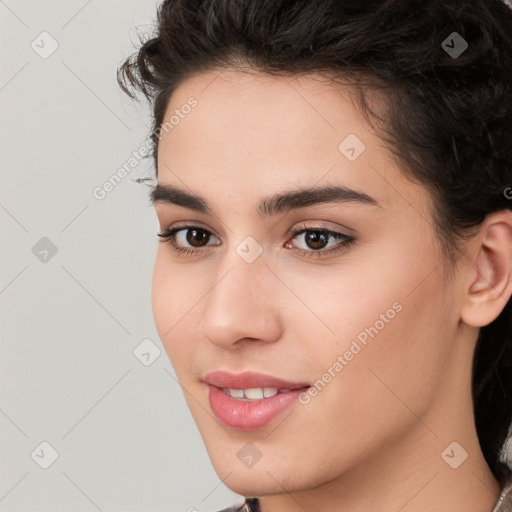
[{"xmin": 0, "ymin": 1, "xmax": 242, "ymax": 511}]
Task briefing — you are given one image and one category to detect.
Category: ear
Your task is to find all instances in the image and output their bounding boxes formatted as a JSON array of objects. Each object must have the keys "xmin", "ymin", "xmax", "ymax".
[{"xmin": 460, "ymin": 209, "xmax": 512, "ymax": 327}]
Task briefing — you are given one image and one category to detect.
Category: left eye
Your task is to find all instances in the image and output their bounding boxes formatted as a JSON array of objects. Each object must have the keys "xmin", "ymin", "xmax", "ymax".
[
  {"xmin": 288, "ymin": 227, "xmax": 350, "ymax": 251},
  {"xmin": 157, "ymin": 224, "xmax": 356, "ymax": 258}
]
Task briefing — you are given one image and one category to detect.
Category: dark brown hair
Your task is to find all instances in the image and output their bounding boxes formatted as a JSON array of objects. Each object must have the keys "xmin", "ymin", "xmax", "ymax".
[{"xmin": 118, "ymin": 0, "xmax": 512, "ymax": 482}]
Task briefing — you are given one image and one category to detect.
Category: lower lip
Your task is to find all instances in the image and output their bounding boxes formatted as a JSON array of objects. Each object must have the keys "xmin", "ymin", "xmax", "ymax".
[{"xmin": 208, "ymin": 385, "xmax": 308, "ymax": 431}]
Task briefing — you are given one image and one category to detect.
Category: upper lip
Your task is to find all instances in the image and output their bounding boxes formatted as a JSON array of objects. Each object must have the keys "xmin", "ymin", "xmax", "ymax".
[{"xmin": 203, "ymin": 370, "xmax": 310, "ymax": 390}]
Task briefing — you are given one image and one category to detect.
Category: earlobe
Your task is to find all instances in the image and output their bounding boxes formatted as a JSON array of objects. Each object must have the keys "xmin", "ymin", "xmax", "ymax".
[{"xmin": 460, "ymin": 210, "xmax": 512, "ymax": 328}]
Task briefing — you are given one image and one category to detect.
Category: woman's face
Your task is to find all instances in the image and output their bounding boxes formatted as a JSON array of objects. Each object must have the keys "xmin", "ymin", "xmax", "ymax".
[{"xmin": 152, "ymin": 69, "xmax": 469, "ymax": 497}]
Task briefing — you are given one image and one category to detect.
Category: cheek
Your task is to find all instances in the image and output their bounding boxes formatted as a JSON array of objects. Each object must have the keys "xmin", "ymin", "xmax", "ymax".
[
  {"xmin": 274, "ymin": 281, "xmax": 452, "ymax": 473},
  {"xmin": 272, "ymin": 241, "xmax": 416, "ymax": 357},
  {"xmin": 151, "ymin": 251, "xmax": 197, "ymax": 369},
  {"xmin": 151, "ymin": 251, "xmax": 171, "ymax": 338},
  {"xmin": 280, "ymin": 237, "xmax": 452, "ymax": 416}
]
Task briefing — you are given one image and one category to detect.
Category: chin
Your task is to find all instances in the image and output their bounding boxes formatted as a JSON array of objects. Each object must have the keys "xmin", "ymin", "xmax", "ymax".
[
  {"xmin": 221, "ymin": 472, "xmax": 295, "ymax": 498},
  {"xmin": 207, "ymin": 451, "xmax": 310, "ymax": 497},
  {"xmin": 224, "ymin": 480, "xmax": 266, "ymax": 498}
]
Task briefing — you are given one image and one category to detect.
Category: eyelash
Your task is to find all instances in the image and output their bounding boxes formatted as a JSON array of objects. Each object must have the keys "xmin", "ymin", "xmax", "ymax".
[{"xmin": 156, "ymin": 222, "xmax": 356, "ymax": 259}]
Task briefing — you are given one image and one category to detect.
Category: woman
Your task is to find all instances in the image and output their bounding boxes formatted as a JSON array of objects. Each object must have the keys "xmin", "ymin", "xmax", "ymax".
[{"xmin": 118, "ymin": 1, "xmax": 512, "ymax": 510}]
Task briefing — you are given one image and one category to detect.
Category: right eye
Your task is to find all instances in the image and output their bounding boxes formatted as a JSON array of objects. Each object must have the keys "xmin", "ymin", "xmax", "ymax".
[{"xmin": 157, "ymin": 225, "xmax": 221, "ymax": 256}]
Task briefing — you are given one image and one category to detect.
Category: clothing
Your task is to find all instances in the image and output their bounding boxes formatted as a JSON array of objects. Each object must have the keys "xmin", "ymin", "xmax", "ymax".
[
  {"xmin": 217, "ymin": 463, "xmax": 512, "ymax": 512},
  {"xmin": 216, "ymin": 497, "xmax": 259, "ymax": 512},
  {"xmin": 494, "ymin": 462, "xmax": 512, "ymax": 512}
]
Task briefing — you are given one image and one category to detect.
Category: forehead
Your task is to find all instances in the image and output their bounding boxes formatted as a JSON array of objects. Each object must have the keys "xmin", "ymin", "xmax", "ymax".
[
  {"xmin": 156, "ymin": 68, "xmax": 430, "ymax": 220},
  {"xmin": 163, "ymin": 68, "xmax": 363, "ymax": 145}
]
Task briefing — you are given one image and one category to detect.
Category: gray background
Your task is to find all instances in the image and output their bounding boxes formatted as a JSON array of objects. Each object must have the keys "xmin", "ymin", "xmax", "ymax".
[{"xmin": 0, "ymin": 1, "xmax": 242, "ymax": 510}]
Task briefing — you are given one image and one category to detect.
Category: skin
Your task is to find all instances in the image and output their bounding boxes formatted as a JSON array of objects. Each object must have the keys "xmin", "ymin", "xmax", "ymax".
[{"xmin": 151, "ymin": 67, "xmax": 512, "ymax": 512}]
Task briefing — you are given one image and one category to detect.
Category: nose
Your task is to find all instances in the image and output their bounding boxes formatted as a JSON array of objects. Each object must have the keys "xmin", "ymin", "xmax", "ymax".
[{"xmin": 199, "ymin": 252, "xmax": 283, "ymax": 350}]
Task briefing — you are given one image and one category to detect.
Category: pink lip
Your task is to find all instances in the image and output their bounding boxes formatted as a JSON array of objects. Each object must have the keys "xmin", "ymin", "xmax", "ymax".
[
  {"xmin": 203, "ymin": 371, "xmax": 310, "ymax": 431},
  {"xmin": 203, "ymin": 370, "xmax": 309, "ymax": 390}
]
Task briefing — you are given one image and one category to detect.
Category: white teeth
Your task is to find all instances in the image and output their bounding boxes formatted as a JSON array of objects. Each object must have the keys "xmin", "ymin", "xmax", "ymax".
[
  {"xmin": 263, "ymin": 387, "xmax": 278, "ymax": 398},
  {"xmin": 222, "ymin": 387, "xmax": 280, "ymax": 399},
  {"xmin": 244, "ymin": 387, "xmax": 264, "ymax": 399}
]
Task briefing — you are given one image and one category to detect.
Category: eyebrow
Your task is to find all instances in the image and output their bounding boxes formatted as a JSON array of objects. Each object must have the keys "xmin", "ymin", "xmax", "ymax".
[{"xmin": 150, "ymin": 183, "xmax": 381, "ymax": 217}]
